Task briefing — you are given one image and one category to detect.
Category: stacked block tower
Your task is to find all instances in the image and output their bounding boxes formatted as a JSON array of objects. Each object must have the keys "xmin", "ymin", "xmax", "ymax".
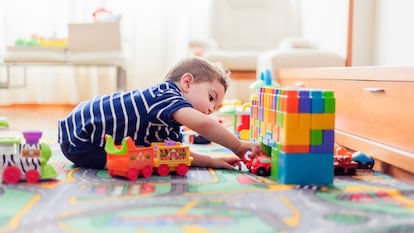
[{"xmin": 250, "ymin": 86, "xmax": 335, "ymax": 185}]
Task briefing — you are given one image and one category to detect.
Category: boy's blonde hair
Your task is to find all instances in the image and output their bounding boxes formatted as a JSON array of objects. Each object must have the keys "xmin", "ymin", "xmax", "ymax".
[{"xmin": 164, "ymin": 56, "xmax": 231, "ymax": 92}]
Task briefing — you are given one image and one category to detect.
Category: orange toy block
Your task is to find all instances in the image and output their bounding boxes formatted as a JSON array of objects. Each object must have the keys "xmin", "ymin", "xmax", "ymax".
[{"xmin": 272, "ymin": 125, "xmax": 280, "ymax": 142}]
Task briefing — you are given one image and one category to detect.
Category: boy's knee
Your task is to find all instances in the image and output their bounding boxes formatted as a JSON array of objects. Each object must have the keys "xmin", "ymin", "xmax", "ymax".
[{"xmin": 60, "ymin": 143, "xmax": 106, "ymax": 169}]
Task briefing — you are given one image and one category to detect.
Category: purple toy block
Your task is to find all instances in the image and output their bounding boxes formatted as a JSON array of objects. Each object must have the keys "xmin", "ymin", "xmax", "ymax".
[
  {"xmin": 299, "ymin": 90, "xmax": 311, "ymax": 113},
  {"xmin": 310, "ymin": 130, "xmax": 335, "ymax": 153}
]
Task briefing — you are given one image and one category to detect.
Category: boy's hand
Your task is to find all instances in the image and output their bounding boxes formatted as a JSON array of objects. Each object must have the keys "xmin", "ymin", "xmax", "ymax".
[
  {"xmin": 233, "ymin": 141, "xmax": 264, "ymax": 159},
  {"xmin": 209, "ymin": 156, "xmax": 243, "ymax": 170}
]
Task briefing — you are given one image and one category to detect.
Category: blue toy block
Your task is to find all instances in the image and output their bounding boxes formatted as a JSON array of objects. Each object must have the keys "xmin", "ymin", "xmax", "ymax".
[
  {"xmin": 310, "ymin": 90, "xmax": 324, "ymax": 113},
  {"xmin": 277, "ymin": 151, "xmax": 334, "ymax": 185}
]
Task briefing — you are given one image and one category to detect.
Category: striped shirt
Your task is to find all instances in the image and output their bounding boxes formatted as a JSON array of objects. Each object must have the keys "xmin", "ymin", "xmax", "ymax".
[{"xmin": 58, "ymin": 81, "xmax": 192, "ymax": 154}]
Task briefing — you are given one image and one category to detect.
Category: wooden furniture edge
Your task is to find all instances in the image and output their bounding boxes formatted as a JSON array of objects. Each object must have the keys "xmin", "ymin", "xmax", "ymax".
[
  {"xmin": 278, "ymin": 66, "xmax": 414, "ymax": 82},
  {"xmin": 336, "ymin": 130, "xmax": 414, "ymax": 183},
  {"xmin": 278, "ymin": 66, "xmax": 414, "ymax": 183},
  {"xmin": 230, "ymin": 70, "xmax": 256, "ymax": 80}
]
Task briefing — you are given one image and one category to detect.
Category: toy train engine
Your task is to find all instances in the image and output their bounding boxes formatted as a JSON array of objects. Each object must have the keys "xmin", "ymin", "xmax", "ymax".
[{"xmin": 0, "ymin": 130, "xmax": 57, "ymax": 184}]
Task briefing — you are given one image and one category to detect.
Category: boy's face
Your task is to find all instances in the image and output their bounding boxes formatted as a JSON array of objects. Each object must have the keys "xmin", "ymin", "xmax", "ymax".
[{"xmin": 180, "ymin": 74, "xmax": 225, "ymax": 115}]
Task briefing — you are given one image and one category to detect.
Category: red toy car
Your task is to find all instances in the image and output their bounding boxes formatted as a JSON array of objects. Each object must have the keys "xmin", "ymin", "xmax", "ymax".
[{"xmin": 242, "ymin": 152, "xmax": 271, "ymax": 176}]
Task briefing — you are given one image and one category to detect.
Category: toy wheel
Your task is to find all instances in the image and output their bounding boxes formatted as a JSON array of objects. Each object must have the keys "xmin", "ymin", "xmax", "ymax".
[
  {"xmin": 334, "ymin": 167, "xmax": 345, "ymax": 176},
  {"xmin": 141, "ymin": 166, "xmax": 153, "ymax": 178},
  {"xmin": 3, "ymin": 166, "xmax": 21, "ymax": 184},
  {"xmin": 127, "ymin": 168, "xmax": 139, "ymax": 181},
  {"xmin": 108, "ymin": 169, "xmax": 115, "ymax": 177},
  {"xmin": 157, "ymin": 164, "xmax": 170, "ymax": 176},
  {"xmin": 365, "ymin": 162, "xmax": 374, "ymax": 169},
  {"xmin": 356, "ymin": 161, "xmax": 363, "ymax": 169},
  {"xmin": 25, "ymin": 169, "xmax": 40, "ymax": 183},
  {"xmin": 175, "ymin": 164, "xmax": 189, "ymax": 176},
  {"xmin": 347, "ymin": 168, "xmax": 356, "ymax": 176},
  {"xmin": 255, "ymin": 167, "xmax": 269, "ymax": 176}
]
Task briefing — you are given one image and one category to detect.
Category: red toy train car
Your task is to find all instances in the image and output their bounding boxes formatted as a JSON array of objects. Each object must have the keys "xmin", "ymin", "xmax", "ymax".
[{"xmin": 104, "ymin": 135, "xmax": 193, "ymax": 181}]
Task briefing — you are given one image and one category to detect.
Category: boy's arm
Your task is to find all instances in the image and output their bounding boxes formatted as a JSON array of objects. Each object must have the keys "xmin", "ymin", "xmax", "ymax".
[
  {"xmin": 190, "ymin": 150, "xmax": 241, "ymax": 170},
  {"xmin": 173, "ymin": 107, "xmax": 241, "ymax": 153}
]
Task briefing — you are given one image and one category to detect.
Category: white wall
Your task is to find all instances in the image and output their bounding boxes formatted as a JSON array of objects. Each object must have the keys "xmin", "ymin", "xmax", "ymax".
[
  {"xmin": 299, "ymin": 0, "xmax": 414, "ymax": 67},
  {"xmin": 373, "ymin": 0, "xmax": 414, "ymax": 66},
  {"xmin": 298, "ymin": 0, "xmax": 349, "ymax": 59}
]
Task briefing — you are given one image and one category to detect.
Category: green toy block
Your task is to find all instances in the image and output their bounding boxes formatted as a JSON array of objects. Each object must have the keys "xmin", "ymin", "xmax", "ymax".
[
  {"xmin": 270, "ymin": 147, "xmax": 279, "ymax": 181},
  {"xmin": 310, "ymin": 130, "xmax": 323, "ymax": 145},
  {"xmin": 323, "ymin": 90, "xmax": 336, "ymax": 113}
]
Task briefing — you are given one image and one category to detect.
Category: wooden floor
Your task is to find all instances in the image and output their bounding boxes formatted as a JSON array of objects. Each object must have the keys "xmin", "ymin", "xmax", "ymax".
[{"xmin": 0, "ymin": 104, "xmax": 75, "ymax": 132}]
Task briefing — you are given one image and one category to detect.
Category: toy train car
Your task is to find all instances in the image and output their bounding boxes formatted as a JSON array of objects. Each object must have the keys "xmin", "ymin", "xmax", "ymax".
[
  {"xmin": 0, "ymin": 130, "xmax": 57, "ymax": 184},
  {"xmin": 104, "ymin": 135, "xmax": 193, "ymax": 181}
]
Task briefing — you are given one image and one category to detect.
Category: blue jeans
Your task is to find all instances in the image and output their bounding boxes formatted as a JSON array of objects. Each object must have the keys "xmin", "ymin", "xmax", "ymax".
[{"xmin": 60, "ymin": 143, "xmax": 106, "ymax": 169}]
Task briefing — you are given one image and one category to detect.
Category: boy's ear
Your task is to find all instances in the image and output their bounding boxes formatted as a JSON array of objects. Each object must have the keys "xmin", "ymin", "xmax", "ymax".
[{"xmin": 179, "ymin": 73, "xmax": 194, "ymax": 92}]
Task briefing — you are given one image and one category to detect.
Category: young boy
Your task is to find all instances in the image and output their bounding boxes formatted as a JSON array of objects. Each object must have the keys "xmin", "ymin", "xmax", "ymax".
[{"xmin": 58, "ymin": 56, "xmax": 263, "ymax": 170}]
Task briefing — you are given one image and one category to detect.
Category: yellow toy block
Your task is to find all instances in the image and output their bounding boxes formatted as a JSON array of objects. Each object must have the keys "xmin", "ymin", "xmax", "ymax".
[
  {"xmin": 311, "ymin": 113, "xmax": 335, "ymax": 129},
  {"xmin": 279, "ymin": 127, "xmax": 310, "ymax": 145},
  {"xmin": 298, "ymin": 113, "xmax": 311, "ymax": 129},
  {"xmin": 260, "ymin": 120, "xmax": 266, "ymax": 137},
  {"xmin": 283, "ymin": 113, "xmax": 299, "ymax": 129},
  {"xmin": 283, "ymin": 113, "xmax": 311, "ymax": 129}
]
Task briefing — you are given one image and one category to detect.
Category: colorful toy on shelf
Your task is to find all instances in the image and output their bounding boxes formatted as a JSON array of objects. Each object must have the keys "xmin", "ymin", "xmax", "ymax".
[
  {"xmin": 0, "ymin": 117, "xmax": 9, "ymax": 128},
  {"xmin": 182, "ymin": 127, "xmax": 211, "ymax": 144},
  {"xmin": 0, "ymin": 130, "xmax": 57, "ymax": 184},
  {"xmin": 104, "ymin": 135, "xmax": 193, "ymax": 181},
  {"xmin": 249, "ymin": 68, "xmax": 279, "ymax": 90},
  {"xmin": 250, "ymin": 86, "xmax": 336, "ymax": 185},
  {"xmin": 219, "ymin": 100, "xmax": 251, "ymax": 140}
]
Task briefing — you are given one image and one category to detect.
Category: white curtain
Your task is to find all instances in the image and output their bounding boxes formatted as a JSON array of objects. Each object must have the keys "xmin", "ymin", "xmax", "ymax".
[{"xmin": 0, "ymin": 0, "xmax": 211, "ymax": 105}]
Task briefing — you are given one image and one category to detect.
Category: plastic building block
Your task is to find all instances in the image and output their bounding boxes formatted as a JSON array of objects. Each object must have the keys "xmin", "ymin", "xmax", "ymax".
[
  {"xmin": 250, "ymin": 79, "xmax": 336, "ymax": 185},
  {"xmin": 277, "ymin": 151, "xmax": 334, "ymax": 185}
]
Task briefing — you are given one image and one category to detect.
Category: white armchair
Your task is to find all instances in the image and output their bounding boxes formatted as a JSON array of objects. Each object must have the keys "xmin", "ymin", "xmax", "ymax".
[{"xmin": 190, "ymin": 0, "xmax": 345, "ymax": 82}]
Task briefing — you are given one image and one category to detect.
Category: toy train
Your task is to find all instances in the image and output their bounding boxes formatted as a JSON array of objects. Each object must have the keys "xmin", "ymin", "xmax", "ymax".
[
  {"xmin": 104, "ymin": 135, "xmax": 193, "ymax": 181},
  {"xmin": 0, "ymin": 130, "xmax": 57, "ymax": 184}
]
